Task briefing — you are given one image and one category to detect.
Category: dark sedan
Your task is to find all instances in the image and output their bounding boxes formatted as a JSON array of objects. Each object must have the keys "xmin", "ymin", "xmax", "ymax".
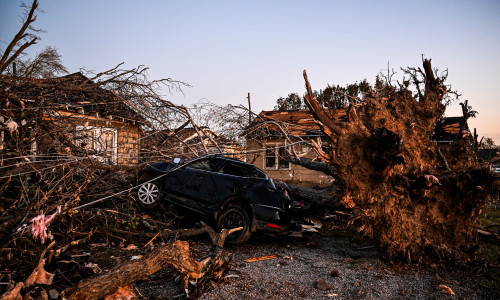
[{"xmin": 136, "ymin": 155, "xmax": 312, "ymax": 243}]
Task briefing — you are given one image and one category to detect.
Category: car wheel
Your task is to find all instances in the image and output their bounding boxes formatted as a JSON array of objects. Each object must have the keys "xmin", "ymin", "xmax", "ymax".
[
  {"xmin": 217, "ymin": 205, "xmax": 252, "ymax": 244},
  {"xmin": 137, "ymin": 180, "xmax": 161, "ymax": 208}
]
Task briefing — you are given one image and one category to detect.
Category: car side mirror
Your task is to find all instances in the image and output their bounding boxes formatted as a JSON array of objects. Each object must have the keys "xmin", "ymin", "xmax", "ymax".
[{"xmin": 173, "ymin": 157, "xmax": 181, "ymax": 164}]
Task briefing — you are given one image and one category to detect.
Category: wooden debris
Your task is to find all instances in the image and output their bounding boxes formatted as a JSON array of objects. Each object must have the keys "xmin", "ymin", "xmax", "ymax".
[
  {"xmin": 103, "ymin": 285, "xmax": 137, "ymax": 300},
  {"xmin": 0, "ymin": 282, "xmax": 24, "ymax": 300},
  {"xmin": 438, "ymin": 284, "xmax": 455, "ymax": 295},
  {"xmin": 245, "ymin": 254, "xmax": 279, "ymax": 262},
  {"xmin": 24, "ymin": 259, "xmax": 55, "ymax": 287}
]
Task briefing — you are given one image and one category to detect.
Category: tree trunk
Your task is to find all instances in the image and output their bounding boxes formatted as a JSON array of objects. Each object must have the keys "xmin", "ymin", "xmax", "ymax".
[
  {"xmin": 276, "ymin": 181, "xmax": 340, "ymax": 209},
  {"xmin": 62, "ymin": 225, "xmax": 240, "ymax": 300}
]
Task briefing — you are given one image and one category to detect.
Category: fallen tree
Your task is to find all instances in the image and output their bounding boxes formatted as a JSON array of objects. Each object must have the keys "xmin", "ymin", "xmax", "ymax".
[
  {"xmin": 61, "ymin": 224, "xmax": 240, "ymax": 300},
  {"xmin": 2, "ymin": 223, "xmax": 241, "ymax": 299},
  {"xmin": 297, "ymin": 58, "xmax": 493, "ymax": 261}
]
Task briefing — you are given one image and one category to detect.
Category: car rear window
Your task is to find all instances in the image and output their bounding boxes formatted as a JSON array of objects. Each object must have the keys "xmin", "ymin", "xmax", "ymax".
[
  {"xmin": 254, "ymin": 170, "xmax": 267, "ymax": 179},
  {"xmin": 219, "ymin": 162, "xmax": 252, "ymax": 177}
]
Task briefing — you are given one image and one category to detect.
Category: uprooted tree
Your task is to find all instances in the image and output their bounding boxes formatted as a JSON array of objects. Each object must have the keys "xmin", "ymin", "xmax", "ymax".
[{"xmin": 296, "ymin": 59, "xmax": 493, "ymax": 261}]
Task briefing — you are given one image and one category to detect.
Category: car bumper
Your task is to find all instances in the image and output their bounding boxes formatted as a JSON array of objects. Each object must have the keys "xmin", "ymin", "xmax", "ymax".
[{"xmin": 251, "ymin": 203, "xmax": 318, "ymax": 235}]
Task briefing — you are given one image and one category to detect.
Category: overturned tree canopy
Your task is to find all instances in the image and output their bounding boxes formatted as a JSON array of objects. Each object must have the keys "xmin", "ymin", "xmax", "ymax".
[{"xmin": 298, "ymin": 58, "xmax": 492, "ymax": 261}]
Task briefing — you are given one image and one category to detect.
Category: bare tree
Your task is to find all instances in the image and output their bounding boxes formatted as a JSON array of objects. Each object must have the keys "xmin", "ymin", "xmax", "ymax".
[
  {"xmin": 481, "ymin": 137, "xmax": 497, "ymax": 149},
  {"xmin": 0, "ymin": 0, "xmax": 40, "ymax": 74},
  {"xmin": 3, "ymin": 46, "xmax": 69, "ymax": 78},
  {"xmin": 190, "ymin": 99, "xmax": 252, "ymax": 143}
]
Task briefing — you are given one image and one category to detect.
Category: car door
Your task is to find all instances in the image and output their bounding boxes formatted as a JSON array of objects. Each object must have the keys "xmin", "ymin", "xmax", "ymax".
[
  {"xmin": 164, "ymin": 157, "xmax": 222, "ymax": 213},
  {"xmin": 207, "ymin": 160, "xmax": 254, "ymax": 205}
]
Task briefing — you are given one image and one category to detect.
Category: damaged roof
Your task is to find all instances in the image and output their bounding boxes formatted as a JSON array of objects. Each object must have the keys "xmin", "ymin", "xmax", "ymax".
[
  {"xmin": 432, "ymin": 116, "xmax": 471, "ymax": 142},
  {"xmin": 248, "ymin": 109, "xmax": 471, "ymax": 144},
  {"xmin": 0, "ymin": 73, "xmax": 145, "ymax": 124},
  {"xmin": 247, "ymin": 109, "xmax": 347, "ymax": 137}
]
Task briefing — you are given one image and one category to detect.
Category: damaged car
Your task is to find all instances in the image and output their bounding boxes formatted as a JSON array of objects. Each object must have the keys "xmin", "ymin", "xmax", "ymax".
[{"xmin": 136, "ymin": 155, "xmax": 315, "ymax": 243}]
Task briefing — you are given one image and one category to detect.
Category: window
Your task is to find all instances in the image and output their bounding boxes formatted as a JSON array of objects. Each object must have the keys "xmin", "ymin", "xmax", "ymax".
[
  {"xmin": 76, "ymin": 127, "xmax": 94, "ymax": 150},
  {"xmin": 95, "ymin": 128, "xmax": 117, "ymax": 164},
  {"xmin": 76, "ymin": 125, "xmax": 117, "ymax": 164},
  {"xmin": 278, "ymin": 147, "xmax": 290, "ymax": 169},
  {"xmin": 264, "ymin": 144, "xmax": 290, "ymax": 170},
  {"xmin": 265, "ymin": 145, "xmax": 276, "ymax": 169}
]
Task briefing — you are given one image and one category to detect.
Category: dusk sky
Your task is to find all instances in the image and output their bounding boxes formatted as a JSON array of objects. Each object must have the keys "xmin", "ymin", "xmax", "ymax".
[{"xmin": 1, "ymin": 0, "xmax": 499, "ymax": 143}]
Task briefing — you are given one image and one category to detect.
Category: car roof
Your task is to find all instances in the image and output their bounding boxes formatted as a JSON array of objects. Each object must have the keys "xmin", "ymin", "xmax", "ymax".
[
  {"xmin": 188, "ymin": 154, "xmax": 248, "ymax": 164},
  {"xmin": 191, "ymin": 154, "xmax": 268, "ymax": 172}
]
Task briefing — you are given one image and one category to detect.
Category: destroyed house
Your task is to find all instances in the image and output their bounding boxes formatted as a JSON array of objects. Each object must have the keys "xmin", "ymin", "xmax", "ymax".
[
  {"xmin": 0, "ymin": 73, "xmax": 144, "ymax": 165},
  {"xmin": 141, "ymin": 127, "xmax": 244, "ymax": 161},
  {"xmin": 245, "ymin": 109, "xmax": 347, "ymax": 187},
  {"xmin": 477, "ymin": 148, "xmax": 500, "ymax": 173}
]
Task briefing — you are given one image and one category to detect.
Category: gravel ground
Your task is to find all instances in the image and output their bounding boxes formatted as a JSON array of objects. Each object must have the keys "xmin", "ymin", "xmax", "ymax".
[
  {"xmin": 136, "ymin": 230, "xmax": 499, "ymax": 300},
  {"xmin": 201, "ymin": 235, "xmax": 439, "ymax": 300}
]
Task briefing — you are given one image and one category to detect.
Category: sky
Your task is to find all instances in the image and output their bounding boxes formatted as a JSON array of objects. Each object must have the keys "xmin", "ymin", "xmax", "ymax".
[{"xmin": 1, "ymin": 0, "xmax": 499, "ymax": 143}]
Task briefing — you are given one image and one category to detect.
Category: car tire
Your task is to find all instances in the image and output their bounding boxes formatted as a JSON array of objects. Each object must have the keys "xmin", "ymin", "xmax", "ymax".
[
  {"xmin": 136, "ymin": 180, "xmax": 161, "ymax": 208},
  {"xmin": 217, "ymin": 205, "xmax": 252, "ymax": 244}
]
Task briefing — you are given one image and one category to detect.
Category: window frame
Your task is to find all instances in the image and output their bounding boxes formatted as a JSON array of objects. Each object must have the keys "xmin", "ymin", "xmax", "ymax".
[
  {"xmin": 76, "ymin": 125, "xmax": 118, "ymax": 165},
  {"xmin": 263, "ymin": 143, "xmax": 290, "ymax": 170},
  {"xmin": 264, "ymin": 144, "xmax": 277, "ymax": 169}
]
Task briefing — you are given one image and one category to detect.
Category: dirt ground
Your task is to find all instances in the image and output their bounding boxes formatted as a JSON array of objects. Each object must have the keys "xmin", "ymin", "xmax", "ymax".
[{"xmin": 134, "ymin": 223, "xmax": 500, "ymax": 300}]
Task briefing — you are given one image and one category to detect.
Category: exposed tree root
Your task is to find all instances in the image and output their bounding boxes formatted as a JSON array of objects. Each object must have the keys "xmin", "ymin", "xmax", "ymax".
[{"xmin": 301, "ymin": 59, "xmax": 493, "ymax": 261}]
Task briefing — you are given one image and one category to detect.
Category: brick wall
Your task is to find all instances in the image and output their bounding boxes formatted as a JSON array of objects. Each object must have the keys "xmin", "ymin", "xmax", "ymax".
[{"xmin": 117, "ymin": 124, "xmax": 140, "ymax": 165}]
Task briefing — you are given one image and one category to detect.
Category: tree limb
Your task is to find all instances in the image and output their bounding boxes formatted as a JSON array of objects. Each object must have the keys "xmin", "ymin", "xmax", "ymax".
[
  {"xmin": 0, "ymin": 0, "xmax": 39, "ymax": 74},
  {"xmin": 303, "ymin": 70, "xmax": 343, "ymax": 137},
  {"xmin": 288, "ymin": 157, "xmax": 339, "ymax": 178}
]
